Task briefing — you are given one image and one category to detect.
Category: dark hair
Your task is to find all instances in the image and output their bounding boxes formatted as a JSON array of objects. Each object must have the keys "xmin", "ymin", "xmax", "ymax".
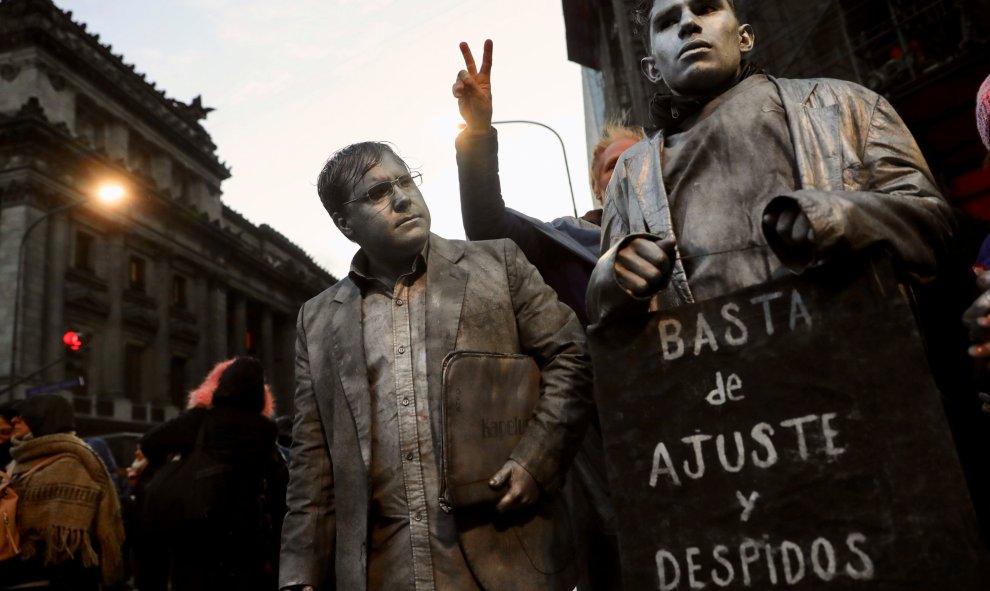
[
  {"xmin": 316, "ymin": 141, "xmax": 406, "ymax": 218},
  {"xmin": 633, "ymin": 0, "xmax": 739, "ymax": 47},
  {"xmin": 0, "ymin": 401, "xmax": 21, "ymax": 423},
  {"xmin": 20, "ymin": 394, "xmax": 75, "ymax": 437},
  {"xmin": 213, "ymin": 356, "xmax": 265, "ymax": 414}
]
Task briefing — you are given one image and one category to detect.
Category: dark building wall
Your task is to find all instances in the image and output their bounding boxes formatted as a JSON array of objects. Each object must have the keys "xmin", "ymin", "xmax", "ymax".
[{"xmin": 563, "ymin": 0, "xmax": 990, "ymax": 216}]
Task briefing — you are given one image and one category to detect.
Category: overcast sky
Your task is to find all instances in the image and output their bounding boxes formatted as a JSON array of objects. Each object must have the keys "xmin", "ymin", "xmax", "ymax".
[{"xmin": 57, "ymin": 0, "xmax": 593, "ymax": 277}]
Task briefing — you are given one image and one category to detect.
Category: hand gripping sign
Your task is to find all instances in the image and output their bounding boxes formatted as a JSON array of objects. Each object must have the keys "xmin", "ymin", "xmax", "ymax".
[{"xmin": 589, "ymin": 257, "xmax": 988, "ymax": 590}]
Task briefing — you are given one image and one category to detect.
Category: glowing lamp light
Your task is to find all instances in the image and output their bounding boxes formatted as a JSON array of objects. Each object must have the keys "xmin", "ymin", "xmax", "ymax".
[
  {"xmin": 96, "ymin": 184, "xmax": 125, "ymax": 204},
  {"xmin": 62, "ymin": 330, "xmax": 85, "ymax": 352}
]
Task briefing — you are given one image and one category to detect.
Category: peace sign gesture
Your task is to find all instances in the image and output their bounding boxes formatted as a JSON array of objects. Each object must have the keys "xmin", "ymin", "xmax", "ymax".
[{"xmin": 452, "ymin": 39, "xmax": 493, "ymax": 133}]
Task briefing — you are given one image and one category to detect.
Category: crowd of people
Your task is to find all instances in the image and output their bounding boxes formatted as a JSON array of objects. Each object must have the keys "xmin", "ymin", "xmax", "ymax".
[{"xmin": 2, "ymin": 0, "xmax": 990, "ymax": 589}]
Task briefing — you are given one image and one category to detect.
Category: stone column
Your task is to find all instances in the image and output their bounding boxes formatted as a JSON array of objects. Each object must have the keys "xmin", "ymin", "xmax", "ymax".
[
  {"xmin": 207, "ymin": 280, "xmax": 228, "ymax": 362},
  {"xmin": 18, "ymin": 207, "xmax": 48, "ymax": 384},
  {"xmin": 101, "ymin": 231, "xmax": 125, "ymax": 398},
  {"xmin": 0, "ymin": 204, "xmax": 23, "ymax": 382},
  {"xmin": 151, "ymin": 256, "xmax": 172, "ymax": 403},
  {"xmin": 43, "ymin": 213, "xmax": 70, "ymax": 382},
  {"xmin": 260, "ymin": 306, "xmax": 274, "ymax": 377},
  {"xmin": 230, "ymin": 293, "xmax": 247, "ymax": 357},
  {"xmin": 275, "ymin": 314, "xmax": 298, "ymax": 416}
]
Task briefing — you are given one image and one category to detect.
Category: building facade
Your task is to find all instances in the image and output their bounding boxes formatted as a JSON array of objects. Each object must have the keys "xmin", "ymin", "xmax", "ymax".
[
  {"xmin": 562, "ymin": 0, "xmax": 990, "ymax": 213},
  {"xmin": 0, "ymin": 0, "xmax": 335, "ymax": 433}
]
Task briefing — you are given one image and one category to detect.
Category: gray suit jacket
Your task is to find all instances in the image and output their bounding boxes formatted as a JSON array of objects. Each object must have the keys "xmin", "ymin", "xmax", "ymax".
[{"xmin": 279, "ymin": 234, "xmax": 593, "ymax": 591}]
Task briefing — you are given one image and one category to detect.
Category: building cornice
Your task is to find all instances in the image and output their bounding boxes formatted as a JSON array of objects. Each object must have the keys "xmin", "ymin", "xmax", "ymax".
[{"xmin": 0, "ymin": 0, "xmax": 231, "ymax": 179}]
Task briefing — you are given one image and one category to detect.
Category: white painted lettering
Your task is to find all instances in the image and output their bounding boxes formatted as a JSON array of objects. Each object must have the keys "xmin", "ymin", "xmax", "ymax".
[
  {"xmin": 735, "ymin": 490, "xmax": 759, "ymax": 523},
  {"xmin": 750, "ymin": 423, "xmax": 778, "ymax": 468},
  {"xmin": 657, "ymin": 549, "xmax": 682, "ymax": 591},
  {"xmin": 822, "ymin": 413, "xmax": 846, "ymax": 457},
  {"xmin": 725, "ymin": 373, "xmax": 743, "ymax": 401},
  {"xmin": 681, "ymin": 434, "xmax": 712, "ymax": 480},
  {"xmin": 659, "ymin": 319, "xmax": 685, "ymax": 360},
  {"xmin": 780, "ymin": 540, "xmax": 805, "ymax": 584},
  {"xmin": 694, "ymin": 313, "xmax": 719, "ymax": 356},
  {"xmin": 764, "ymin": 540, "xmax": 779, "ymax": 585},
  {"xmin": 739, "ymin": 540, "xmax": 761, "ymax": 586},
  {"xmin": 650, "ymin": 442, "xmax": 681, "ymax": 487},
  {"xmin": 789, "ymin": 289, "xmax": 813, "ymax": 330},
  {"xmin": 721, "ymin": 303, "xmax": 748, "ymax": 346},
  {"xmin": 750, "ymin": 291, "xmax": 784, "ymax": 336},
  {"xmin": 711, "ymin": 545, "xmax": 734, "ymax": 587},
  {"xmin": 686, "ymin": 547, "xmax": 706, "ymax": 589},
  {"xmin": 717, "ymin": 432, "xmax": 745, "ymax": 473},
  {"xmin": 844, "ymin": 533, "xmax": 874, "ymax": 580},
  {"xmin": 706, "ymin": 372, "xmax": 728, "ymax": 406},
  {"xmin": 780, "ymin": 415, "xmax": 818, "ymax": 460},
  {"xmin": 811, "ymin": 538, "xmax": 837, "ymax": 581}
]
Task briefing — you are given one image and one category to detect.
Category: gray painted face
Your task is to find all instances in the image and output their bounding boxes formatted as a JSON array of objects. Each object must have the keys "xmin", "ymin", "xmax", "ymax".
[{"xmin": 643, "ymin": 0, "xmax": 754, "ymax": 97}]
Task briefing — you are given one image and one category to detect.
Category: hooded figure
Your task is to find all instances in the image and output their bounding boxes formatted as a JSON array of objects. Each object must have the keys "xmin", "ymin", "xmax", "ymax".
[
  {"xmin": 140, "ymin": 357, "xmax": 288, "ymax": 591},
  {"xmin": 0, "ymin": 394, "xmax": 125, "ymax": 591}
]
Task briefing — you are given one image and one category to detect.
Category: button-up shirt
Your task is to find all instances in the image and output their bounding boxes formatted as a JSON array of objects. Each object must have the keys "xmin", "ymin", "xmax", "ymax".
[{"xmin": 350, "ymin": 247, "xmax": 480, "ymax": 591}]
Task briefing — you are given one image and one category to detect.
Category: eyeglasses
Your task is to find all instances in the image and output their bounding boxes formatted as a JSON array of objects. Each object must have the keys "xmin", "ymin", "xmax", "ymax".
[{"xmin": 343, "ymin": 172, "xmax": 423, "ymax": 207}]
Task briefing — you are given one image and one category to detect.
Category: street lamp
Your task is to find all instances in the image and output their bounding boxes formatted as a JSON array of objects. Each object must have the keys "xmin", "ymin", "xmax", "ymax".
[
  {"xmin": 5, "ymin": 183, "xmax": 126, "ymax": 396},
  {"xmin": 490, "ymin": 120, "xmax": 579, "ymax": 218}
]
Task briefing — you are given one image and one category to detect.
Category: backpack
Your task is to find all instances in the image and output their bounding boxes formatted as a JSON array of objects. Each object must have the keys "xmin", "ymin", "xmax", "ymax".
[
  {"xmin": 0, "ymin": 454, "xmax": 69, "ymax": 561},
  {"xmin": 140, "ymin": 415, "xmax": 254, "ymax": 533}
]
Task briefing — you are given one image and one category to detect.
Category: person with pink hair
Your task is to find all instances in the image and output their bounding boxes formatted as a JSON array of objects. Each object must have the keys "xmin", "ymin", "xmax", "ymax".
[
  {"xmin": 139, "ymin": 356, "xmax": 288, "ymax": 591},
  {"xmin": 185, "ymin": 357, "xmax": 276, "ymax": 418},
  {"xmin": 978, "ymin": 73, "xmax": 990, "ymax": 155}
]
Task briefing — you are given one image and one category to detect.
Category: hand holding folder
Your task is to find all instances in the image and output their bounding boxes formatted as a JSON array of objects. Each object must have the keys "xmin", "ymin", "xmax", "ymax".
[{"xmin": 440, "ymin": 351, "xmax": 541, "ymax": 510}]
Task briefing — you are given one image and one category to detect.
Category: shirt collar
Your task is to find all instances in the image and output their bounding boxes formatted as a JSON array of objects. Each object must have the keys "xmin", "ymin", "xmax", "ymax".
[{"xmin": 348, "ymin": 240, "xmax": 430, "ymax": 294}]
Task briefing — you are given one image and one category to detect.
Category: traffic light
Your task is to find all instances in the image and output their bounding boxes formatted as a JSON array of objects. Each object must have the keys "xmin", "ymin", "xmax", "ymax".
[{"xmin": 62, "ymin": 330, "xmax": 87, "ymax": 352}]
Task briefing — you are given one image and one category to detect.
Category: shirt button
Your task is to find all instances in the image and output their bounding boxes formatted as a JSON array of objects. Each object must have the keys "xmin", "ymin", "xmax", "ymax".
[
  {"xmin": 395, "ymin": 298, "xmax": 404, "ymax": 306},
  {"xmin": 405, "ymin": 452, "xmax": 413, "ymax": 460},
  {"xmin": 397, "ymin": 345, "xmax": 405, "ymax": 354},
  {"xmin": 401, "ymin": 397, "xmax": 410, "ymax": 406},
  {"xmin": 414, "ymin": 513, "xmax": 422, "ymax": 522}
]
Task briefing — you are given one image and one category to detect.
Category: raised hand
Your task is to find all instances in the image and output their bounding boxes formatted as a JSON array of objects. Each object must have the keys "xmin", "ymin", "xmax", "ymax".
[{"xmin": 452, "ymin": 39, "xmax": 493, "ymax": 133}]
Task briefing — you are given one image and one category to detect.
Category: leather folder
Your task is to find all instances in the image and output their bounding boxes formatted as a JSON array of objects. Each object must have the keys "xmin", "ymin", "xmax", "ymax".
[{"xmin": 440, "ymin": 351, "xmax": 540, "ymax": 510}]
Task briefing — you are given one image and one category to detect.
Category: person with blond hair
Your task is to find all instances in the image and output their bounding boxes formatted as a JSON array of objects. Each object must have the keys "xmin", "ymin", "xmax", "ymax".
[
  {"xmin": 455, "ymin": 41, "xmax": 642, "ymax": 326},
  {"xmin": 589, "ymin": 122, "xmax": 646, "ymax": 206}
]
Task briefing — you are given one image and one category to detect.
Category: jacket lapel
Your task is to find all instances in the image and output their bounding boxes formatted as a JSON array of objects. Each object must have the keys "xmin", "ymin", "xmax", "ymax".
[
  {"xmin": 773, "ymin": 76, "xmax": 843, "ymax": 191},
  {"xmin": 425, "ymin": 235, "xmax": 467, "ymax": 447},
  {"xmin": 639, "ymin": 133, "xmax": 695, "ymax": 305},
  {"xmin": 329, "ymin": 279, "xmax": 373, "ymax": 473}
]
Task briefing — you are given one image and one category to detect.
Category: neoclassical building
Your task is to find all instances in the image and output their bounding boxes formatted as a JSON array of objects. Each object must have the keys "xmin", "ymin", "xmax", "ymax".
[{"xmin": 0, "ymin": 0, "xmax": 335, "ymax": 432}]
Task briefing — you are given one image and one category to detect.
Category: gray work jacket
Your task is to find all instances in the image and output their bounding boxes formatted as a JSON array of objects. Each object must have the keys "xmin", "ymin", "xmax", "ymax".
[{"xmin": 588, "ymin": 76, "xmax": 953, "ymax": 322}]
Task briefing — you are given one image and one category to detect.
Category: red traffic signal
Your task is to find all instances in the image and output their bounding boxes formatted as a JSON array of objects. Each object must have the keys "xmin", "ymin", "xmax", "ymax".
[{"xmin": 62, "ymin": 331, "xmax": 86, "ymax": 352}]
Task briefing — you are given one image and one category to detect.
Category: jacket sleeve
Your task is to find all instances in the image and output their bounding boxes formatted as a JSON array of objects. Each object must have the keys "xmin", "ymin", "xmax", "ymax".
[
  {"xmin": 456, "ymin": 128, "xmax": 549, "ymax": 264},
  {"xmin": 139, "ymin": 408, "xmax": 205, "ymax": 467},
  {"xmin": 503, "ymin": 240, "xmax": 593, "ymax": 491},
  {"xmin": 765, "ymin": 92, "xmax": 953, "ymax": 281},
  {"xmin": 587, "ymin": 154, "xmax": 650, "ymax": 324},
  {"xmin": 279, "ymin": 303, "xmax": 335, "ymax": 591}
]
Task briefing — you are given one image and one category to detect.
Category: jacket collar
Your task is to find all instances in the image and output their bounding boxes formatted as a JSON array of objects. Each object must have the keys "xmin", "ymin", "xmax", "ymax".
[{"xmin": 328, "ymin": 233, "xmax": 469, "ymax": 471}]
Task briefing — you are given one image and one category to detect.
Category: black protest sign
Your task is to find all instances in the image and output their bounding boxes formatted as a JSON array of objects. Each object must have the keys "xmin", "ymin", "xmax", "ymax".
[{"xmin": 589, "ymin": 259, "xmax": 986, "ymax": 590}]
